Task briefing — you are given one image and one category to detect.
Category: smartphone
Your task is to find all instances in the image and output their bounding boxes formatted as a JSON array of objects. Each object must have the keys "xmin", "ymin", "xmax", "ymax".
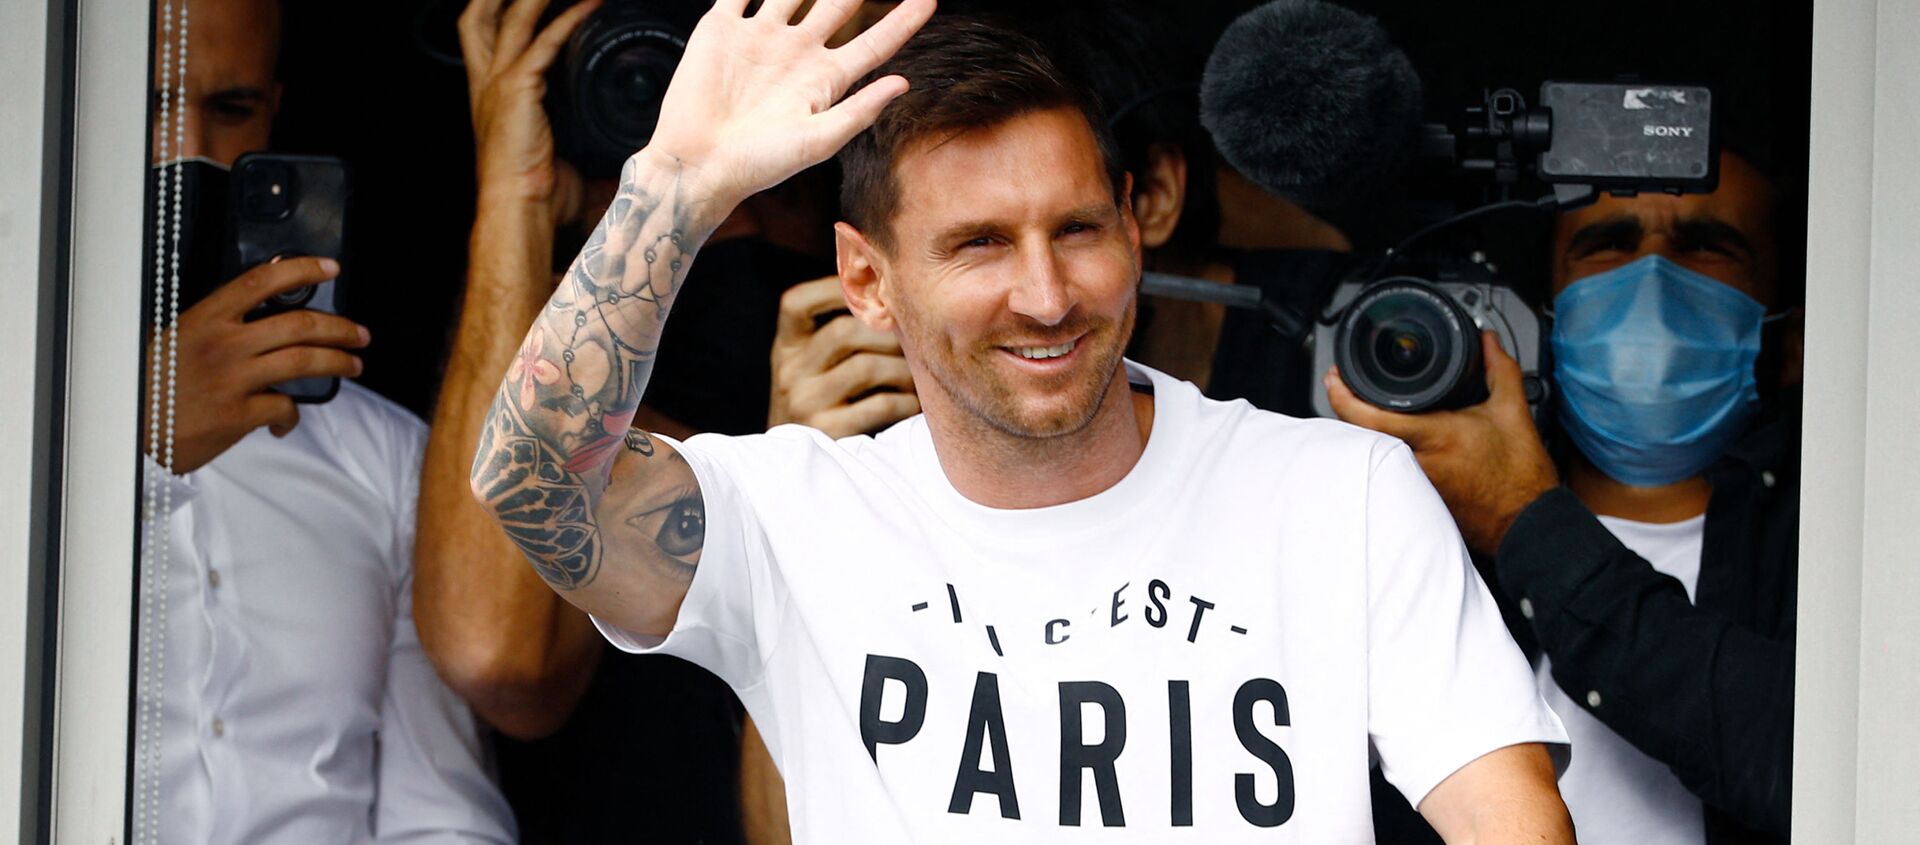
[{"xmin": 226, "ymin": 152, "xmax": 352, "ymax": 403}]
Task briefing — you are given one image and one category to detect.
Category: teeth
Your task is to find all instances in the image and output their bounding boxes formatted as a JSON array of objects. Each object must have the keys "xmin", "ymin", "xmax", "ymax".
[{"xmin": 1014, "ymin": 340, "xmax": 1075, "ymax": 360}]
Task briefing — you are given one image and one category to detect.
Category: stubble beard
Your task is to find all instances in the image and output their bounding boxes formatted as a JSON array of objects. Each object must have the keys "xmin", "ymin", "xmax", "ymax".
[{"xmin": 908, "ymin": 297, "xmax": 1137, "ymax": 442}]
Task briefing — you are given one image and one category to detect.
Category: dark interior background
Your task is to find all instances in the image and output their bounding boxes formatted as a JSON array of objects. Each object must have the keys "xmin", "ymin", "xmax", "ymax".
[{"xmin": 266, "ymin": 0, "xmax": 1813, "ymax": 418}]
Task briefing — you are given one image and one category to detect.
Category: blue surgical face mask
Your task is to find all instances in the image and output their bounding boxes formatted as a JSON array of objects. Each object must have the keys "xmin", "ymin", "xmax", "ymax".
[{"xmin": 1550, "ymin": 254, "xmax": 1770, "ymax": 487}]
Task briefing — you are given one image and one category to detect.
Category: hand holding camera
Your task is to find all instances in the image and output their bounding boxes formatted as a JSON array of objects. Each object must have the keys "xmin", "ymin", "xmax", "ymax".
[
  {"xmin": 1324, "ymin": 331, "xmax": 1557, "ymax": 553},
  {"xmin": 155, "ymin": 257, "xmax": 370, "ymax": 474},
  {"xmin": 768, "ymin": 276, "xmax": 917, "ymax": 437},
  {"xmin": 459, "ymin": 0, "xmax": 600, "ymax": 222}
]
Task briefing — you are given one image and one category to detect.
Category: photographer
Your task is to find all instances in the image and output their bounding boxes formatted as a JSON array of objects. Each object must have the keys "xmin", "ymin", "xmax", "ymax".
[
  {"xmin": 142, "ymin": 0, "xmax": 513, "ymax": 840},
  {"xmin": 1330, "ymin": 148, "xmax": 1800, "ymax": 843}
]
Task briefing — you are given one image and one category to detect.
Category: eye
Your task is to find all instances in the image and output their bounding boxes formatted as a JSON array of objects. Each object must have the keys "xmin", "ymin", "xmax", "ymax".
[
  {"xmin": 655, "ymin": 497, "xmax": 705, "ymax": 558},
  {"xmin": 1060, "ymin": 222, "xmax": 1100, "ymax": 237},
  {"xmin": 625, "ymin": 489, "xmax": 706, "ymax": 560}
]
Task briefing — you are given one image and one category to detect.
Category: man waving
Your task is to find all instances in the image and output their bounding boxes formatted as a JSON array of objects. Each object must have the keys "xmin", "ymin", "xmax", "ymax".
[{"xmin": 470, "ymin": 1, "xmax": 1572, "ymax": 840}]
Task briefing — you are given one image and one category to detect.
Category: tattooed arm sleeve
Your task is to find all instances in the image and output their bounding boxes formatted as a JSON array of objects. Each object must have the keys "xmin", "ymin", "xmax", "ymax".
[{"xmin": 469, "ymin": 154, "xmax": 726, "ymax": 637}]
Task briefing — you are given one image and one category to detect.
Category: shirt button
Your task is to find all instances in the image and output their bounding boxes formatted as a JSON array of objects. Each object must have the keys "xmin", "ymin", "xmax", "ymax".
[
  {"xmin": 211, "ymin": 717, "xmax": 225, "ymax": 738},
  {"xmin": 207, "ymin": 568, "xmax": 221, "ymax": 588},
  {"xmin": 1761, "ymin": 470, "xmax": 1777, "ymax": 488},
  {"xmin": 1519, "ymin": 598, "xmax": 1535, "ymax": 620},
  {"xmin": 1585, "ymin": 690, "xmax": 1603, "ymax": 709}
]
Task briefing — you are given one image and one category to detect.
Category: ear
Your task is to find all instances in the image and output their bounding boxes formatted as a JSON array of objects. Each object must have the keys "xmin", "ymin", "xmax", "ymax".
[
  {"xmin": 836, "ymin": 221, "xmax": 894, "ymax": 332},
  {"xmin": 1131, "ymin": 145, "xmax": 1187, "ymax": 250}
]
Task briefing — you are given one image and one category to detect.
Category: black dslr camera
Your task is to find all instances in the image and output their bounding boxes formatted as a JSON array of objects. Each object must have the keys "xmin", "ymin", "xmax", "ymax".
[{"xmin": 546, "ymin": 0, "xmax": 703, "ymax": 177}]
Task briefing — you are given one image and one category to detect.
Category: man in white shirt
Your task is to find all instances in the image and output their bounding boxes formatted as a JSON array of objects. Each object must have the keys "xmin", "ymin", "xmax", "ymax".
[
  {"xmin": 470, "ymin": 2, "xmax": 1571, "ymax": 841},
  {"xmin": 144, "ymin": 0, "xmax": 514, "ymax": 839}
]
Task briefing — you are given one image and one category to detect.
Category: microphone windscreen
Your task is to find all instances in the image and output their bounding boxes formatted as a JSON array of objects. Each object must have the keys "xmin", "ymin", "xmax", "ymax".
[{"xmin": 1200, "ymin": 0, "xmax": 1423, "ymax": 212}]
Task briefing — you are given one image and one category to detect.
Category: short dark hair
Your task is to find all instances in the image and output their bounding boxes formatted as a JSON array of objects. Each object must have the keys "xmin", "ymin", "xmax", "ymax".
[
  {"xmin": 837, "ymin": 16, "xmax": 1127, "ymax": 249},
  {"xmin": 980, "ymin": 0, "xmax": 1222, "ymax": 264}
]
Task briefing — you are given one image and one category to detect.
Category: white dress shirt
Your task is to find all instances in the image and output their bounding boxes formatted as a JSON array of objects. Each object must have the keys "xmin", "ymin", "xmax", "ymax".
[{"xmin": 148, "ymin": 380, "xmax": 515, "ymax": 844}]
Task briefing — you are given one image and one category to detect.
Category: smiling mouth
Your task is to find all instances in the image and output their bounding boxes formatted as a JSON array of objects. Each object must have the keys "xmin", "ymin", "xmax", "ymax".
[{"xmin": 1009, "ymin": 339, "xmax": 1077, "ymax": 360}]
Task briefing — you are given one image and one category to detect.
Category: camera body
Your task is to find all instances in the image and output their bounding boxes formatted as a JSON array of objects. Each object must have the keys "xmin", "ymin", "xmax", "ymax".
[
  {"xmin": 547, "ymin": 0, "xmax": 700, "ymax": 177},
  {"xmin": 1308, "ymin": 259, "xmax": 1547, "ymax": 418}
]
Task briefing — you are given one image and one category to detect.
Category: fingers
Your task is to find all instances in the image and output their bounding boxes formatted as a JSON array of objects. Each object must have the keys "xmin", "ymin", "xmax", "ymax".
[
  {"xmin": 1323, "ymin": 365, "xmax": 1436, "ymax": 445},
  {"xmin": 796, "ymin": 0, "xmax": 862, "ymax": 38},
  {"xmin": 774, "ymin": 276, "xmax": 851, "ymax": 340},
  {"xmin": 240, "ymin": 308, "xmax": 371, "ymax": 356},
  {"xmin": 793, "ymin": 314, "xmax": 901, "ymax": 375},
  {"xmin": 711, "ymin": 0, "xmax": 751, "ymax": 17},
  {"xmin": 754, "ymin": 0, "xmax": 807, "ymax": 24},
  {"xmin": 457, "ymin": 0, "xmax": 508, "ymax": 76},
  {"xmin": 493, "ymin": 0, "xmax": 555, "ymax": 74},
  {"xmin": 246, "ymin": 393, "xmax": 301, "ymax": 438},
  {"xmin": 510, "ymin": 0, "xmax": 600, "ymax": 79},
  {"xmin": 248, "ymin": 346, "xmax": 365, "ymax": 390},
  {"xmin": 806, "ymin": 351, "xmax": 914, "ymax": 407},
  {"xmin": 814, "ymin": 74, "xmax": 910, "ymax": 152},
  {"xmin": 204, "ymin": 257, "xmax": 339, "ymax": 318},
  {"xmin": 830, "ymin": 0, "xmax": 933, "ymax": 83},
  {"xmin": 1480, "ymin": 332, "xmax": 1527, "ymax": 404},
  {"xmin": 810, "ymin": 389, "xmax": 921, "ymax": 438}
]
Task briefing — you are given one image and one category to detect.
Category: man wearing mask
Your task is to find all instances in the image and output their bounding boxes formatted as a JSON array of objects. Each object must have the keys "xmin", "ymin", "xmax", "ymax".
[
  {"xmin": 144, "ymin": 0, "xmax": 513, "ymax": 840},
  {"xmin": 1330, "ymin": 148, "xmax": 1800, "ymax": 844}
]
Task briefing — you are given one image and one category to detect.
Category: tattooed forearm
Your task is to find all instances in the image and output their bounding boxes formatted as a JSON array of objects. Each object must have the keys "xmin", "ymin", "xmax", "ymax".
[{"xmin": 470, "ymin": 154, "xmax": 720, "ymax": 592}]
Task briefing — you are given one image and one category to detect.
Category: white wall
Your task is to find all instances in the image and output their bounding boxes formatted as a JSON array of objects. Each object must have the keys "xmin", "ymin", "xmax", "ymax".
[{"xmin": 1795, "ymin": 0, "xmax": 1920, "ymax": 837}]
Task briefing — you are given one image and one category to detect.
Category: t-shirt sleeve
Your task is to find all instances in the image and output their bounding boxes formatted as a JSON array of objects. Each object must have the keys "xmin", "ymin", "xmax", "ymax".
[
  {"xmin": 1363, "ymin": 441, "xmax": 1569, "ymax": 810},
  {"xmin": 590, "ymin": 431, "xmax": 789, "ymax": 694}
]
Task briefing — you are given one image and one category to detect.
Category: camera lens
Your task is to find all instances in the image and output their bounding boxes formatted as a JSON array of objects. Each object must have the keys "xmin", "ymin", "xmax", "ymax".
[
  {"xmin": 564, "ymin": 3, "xmax": 690, "ymax": 175},
  {"xmin": 1334, "ymin": 279, "xmax": 1488, "ymax": 412},
  {"xmin": 1371, "ymin": 320, "xmax": 1436, "ymax": 381}
]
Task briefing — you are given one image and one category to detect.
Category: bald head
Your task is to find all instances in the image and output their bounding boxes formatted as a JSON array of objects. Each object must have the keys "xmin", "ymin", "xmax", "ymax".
[{"xmin": 150, "ymin": 0, "xmax": 283, "ymax": 166}]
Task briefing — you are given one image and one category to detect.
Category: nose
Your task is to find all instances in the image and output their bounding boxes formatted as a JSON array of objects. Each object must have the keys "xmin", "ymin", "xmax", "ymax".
[{"xmin": 1006, "ymin": 247, "xmax": 1073, "ymax": 327}]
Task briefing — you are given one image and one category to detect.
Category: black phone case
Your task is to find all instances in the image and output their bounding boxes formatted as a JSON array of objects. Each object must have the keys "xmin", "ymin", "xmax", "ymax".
[{"xmin": 227, "ymin": 152, "xmax": 352, "ymax": 403}]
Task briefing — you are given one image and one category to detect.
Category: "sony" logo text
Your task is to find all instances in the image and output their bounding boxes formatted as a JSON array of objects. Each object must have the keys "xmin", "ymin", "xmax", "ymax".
[{"xmin": 1644, "ymin": 125, "xmax": 1696, "ymax": 138}]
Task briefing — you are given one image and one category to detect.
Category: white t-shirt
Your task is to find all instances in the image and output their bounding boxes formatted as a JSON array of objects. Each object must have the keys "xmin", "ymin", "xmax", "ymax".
[
  {"xmin": 1537, "ymin": 513, "xmax": 1708, "ymax": 845},
  {"xmin": 598, "ymin": 362, "xmax": 1566, "ymax": 843}
]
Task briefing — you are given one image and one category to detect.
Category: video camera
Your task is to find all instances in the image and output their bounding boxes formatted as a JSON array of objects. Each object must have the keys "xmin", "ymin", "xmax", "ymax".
[
  {"xmin": 1307, "ymin": 80, "xmax": 1718, "ymax": 416},
  {"xmin": 1149, "ymin": 0, "xmax": 1719, "ymax": 417}
]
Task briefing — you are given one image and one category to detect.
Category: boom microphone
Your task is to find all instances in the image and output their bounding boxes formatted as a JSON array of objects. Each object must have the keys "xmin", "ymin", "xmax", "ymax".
[{"xmin": 1199, "ymin": 0, "xmax": 1424, "ymax": 214}]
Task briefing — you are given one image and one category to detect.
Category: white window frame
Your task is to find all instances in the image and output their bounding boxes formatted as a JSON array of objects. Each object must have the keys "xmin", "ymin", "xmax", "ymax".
[
  {"xmin": 1792, "ymin": 0, "xmax": 1920, "ymax": 837},
  {"xmin": 1, "ymin": 0, "xmax": 1915, "ymax": 840}
]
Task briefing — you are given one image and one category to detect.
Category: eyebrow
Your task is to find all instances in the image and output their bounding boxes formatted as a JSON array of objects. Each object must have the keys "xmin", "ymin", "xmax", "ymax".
[
  {"xmin": 1670, "ymin": 218, "xmax": 1756, "ymax": 259},
  {"xmin": 1564, "ymin": 215, "xmax": 1644, "ymax": 257},
  {"xmin": 927, "ymin": 203, "xmax": 1116, "ymax": 248},
  {"xmin": 1564, "ymin": 213, "xmax": 1755, "ymax": 260}
]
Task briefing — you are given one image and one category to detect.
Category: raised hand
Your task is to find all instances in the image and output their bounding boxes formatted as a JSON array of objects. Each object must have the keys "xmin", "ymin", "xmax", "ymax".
[
  {"xmin": 472, "ymin": 0, "xmax": 932, "ymax": 637},
  {"xmin": 769, "ymin": 276, "xmax": 918, "ymax": 437},
  {"xmin": 155, "ymin": 258, "xmax": 369, "ymax": 473},
  {"xmin": 642, "ymin": 0, "xmax": 936, "ymax": 206}
]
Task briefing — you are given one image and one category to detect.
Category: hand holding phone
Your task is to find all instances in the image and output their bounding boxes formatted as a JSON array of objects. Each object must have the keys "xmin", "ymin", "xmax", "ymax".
[
  {"xmin": 227, "ymin": 153, "xmax": 353, "ymax": 402},
  {"xmin": 153, "ymin": 257, "xmax": 371, "ymax": 473}
]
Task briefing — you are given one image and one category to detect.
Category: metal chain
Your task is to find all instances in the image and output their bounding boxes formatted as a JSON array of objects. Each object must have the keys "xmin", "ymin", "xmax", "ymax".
[{"xmin": 135, "ymin": 2, "xmax": 186, "ymax": 842}]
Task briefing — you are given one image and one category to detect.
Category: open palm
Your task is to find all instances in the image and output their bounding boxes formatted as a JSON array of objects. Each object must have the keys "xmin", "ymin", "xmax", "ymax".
[{"xmin": 646, "ymin": 0, "xmax": 935, "ymax": 204}]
